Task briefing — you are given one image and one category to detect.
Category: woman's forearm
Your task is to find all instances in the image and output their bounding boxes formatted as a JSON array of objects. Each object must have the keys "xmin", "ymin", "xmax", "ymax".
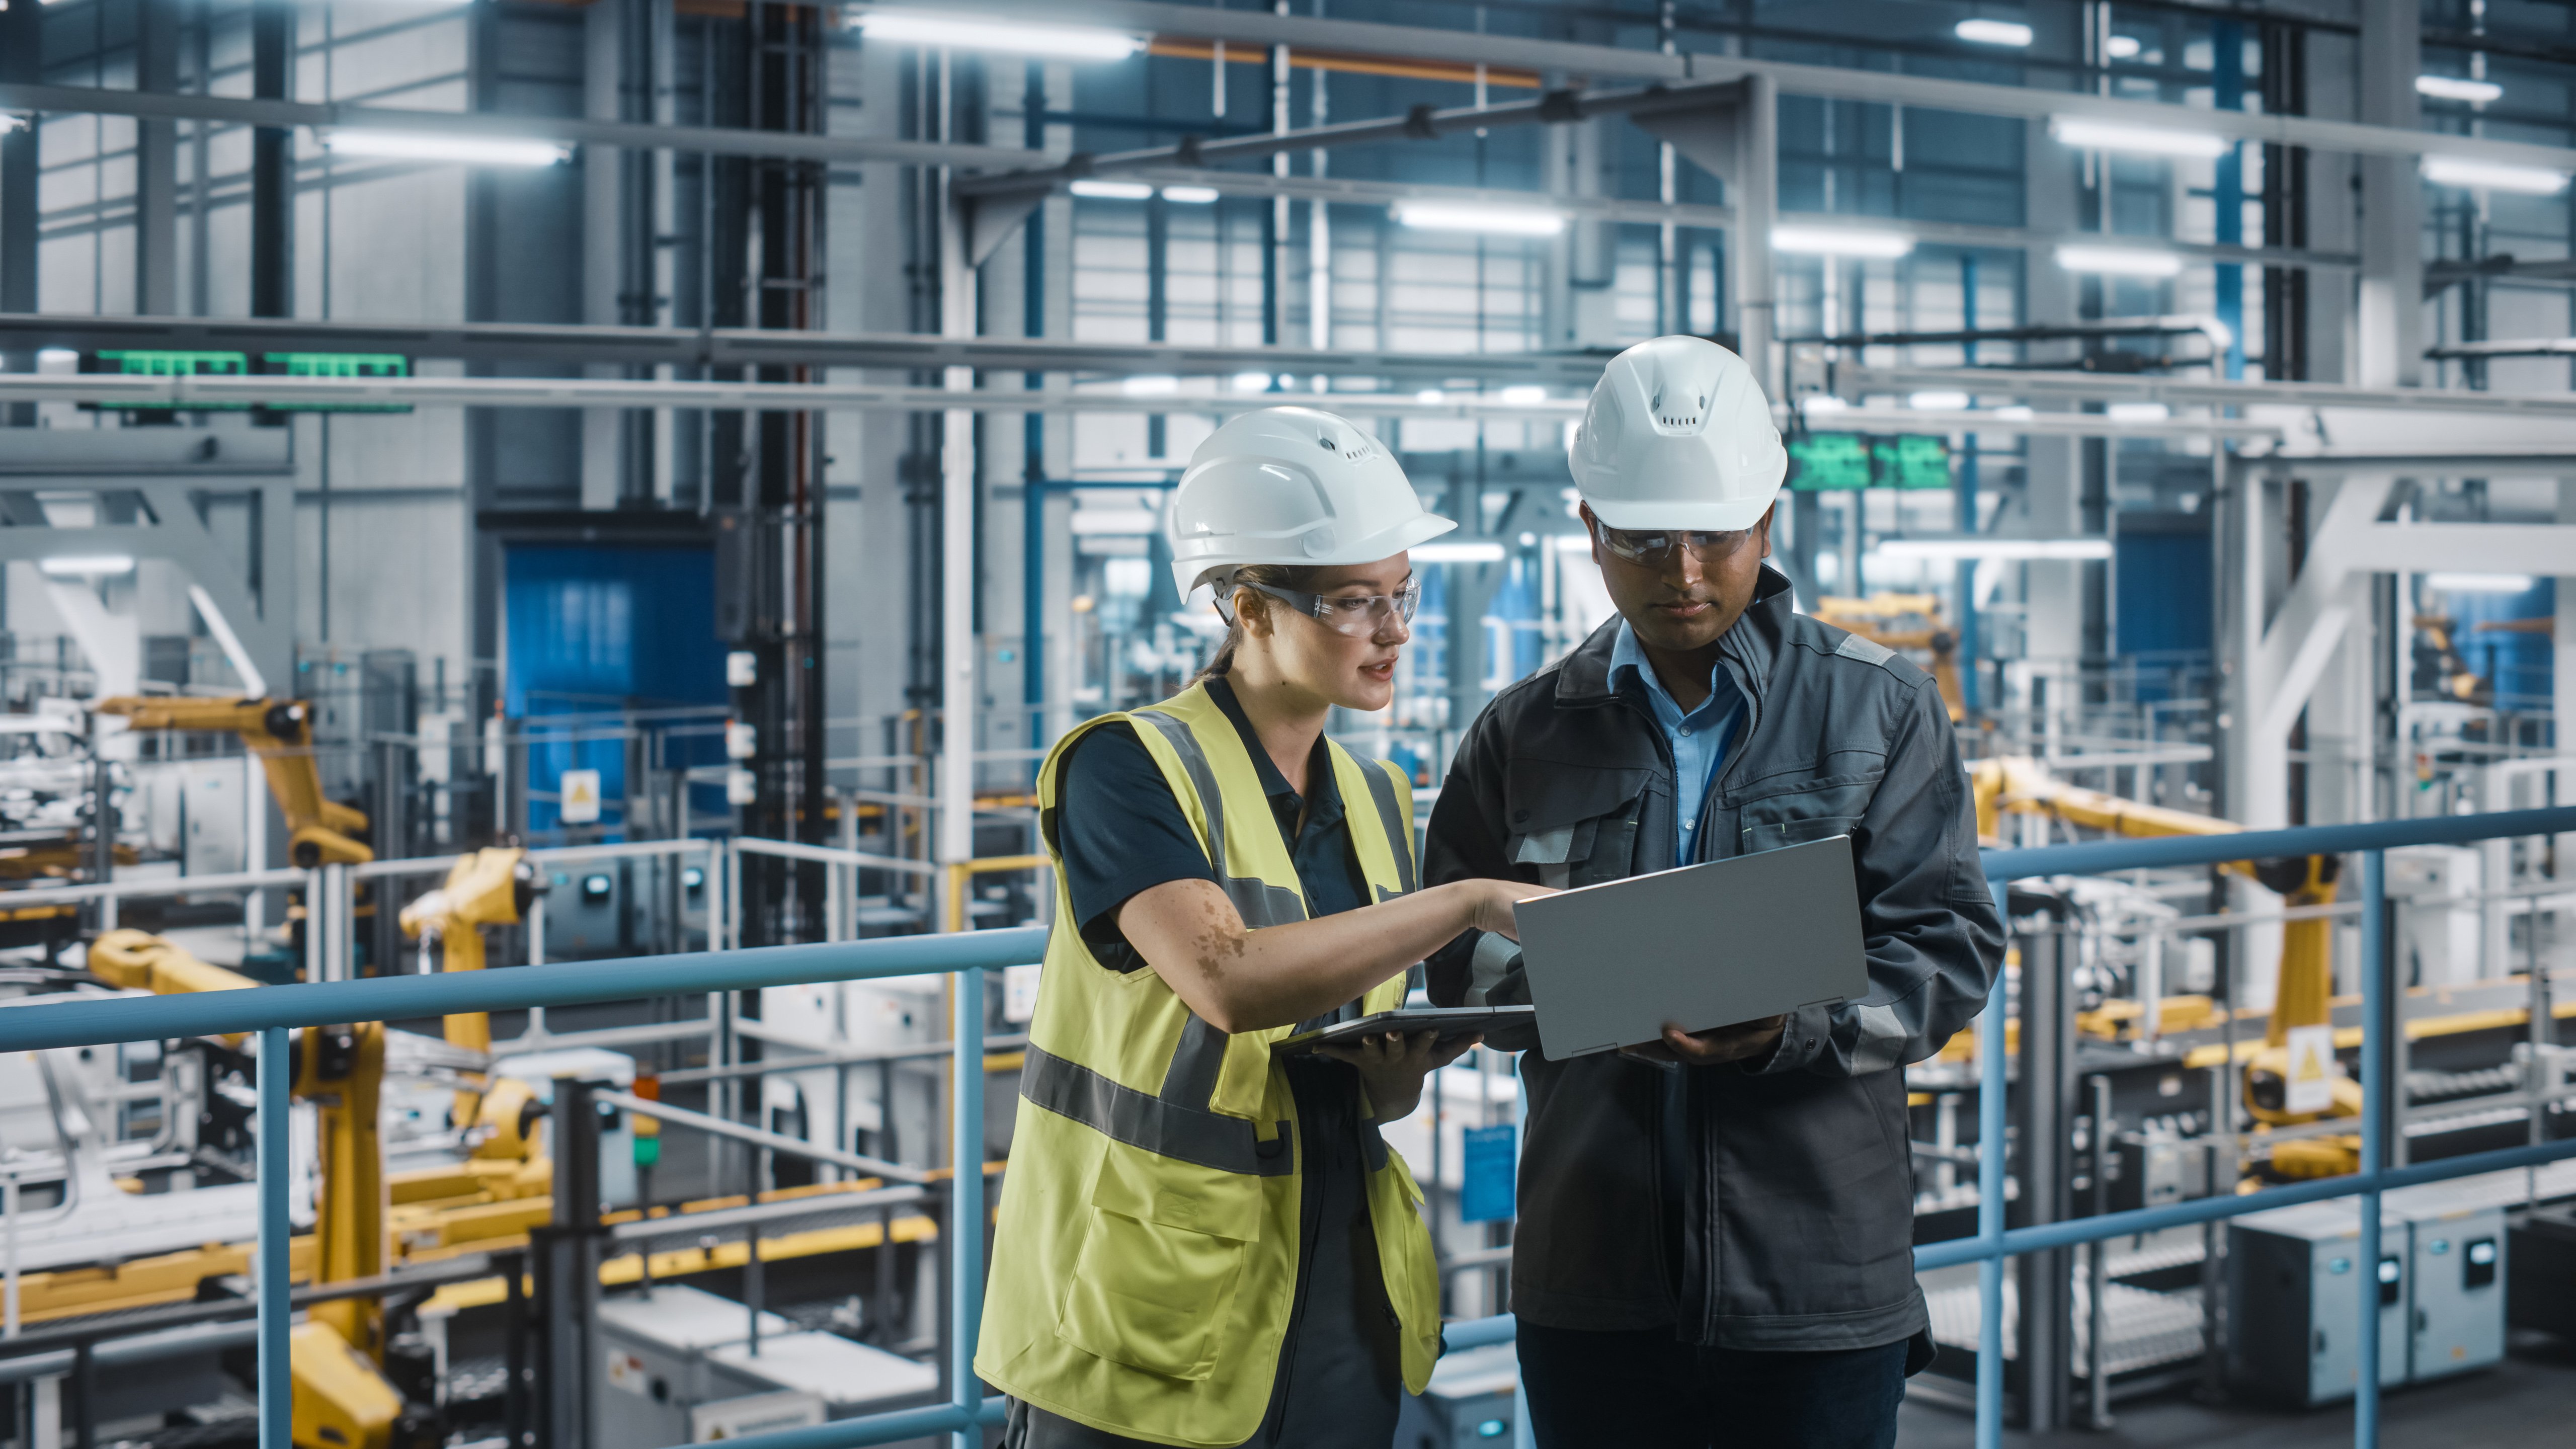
[{"xmin": 1120, "ymin": 877, "xmax": 1491, "ymax": 1033}]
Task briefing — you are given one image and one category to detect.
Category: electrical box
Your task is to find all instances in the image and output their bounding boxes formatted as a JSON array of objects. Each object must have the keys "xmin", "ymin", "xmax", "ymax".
[
  {"xmin": 495, "ymin": 1048, "xmax": 638, "ymax": 1208},
  {"xmin": 1393, "ymin": 1341, "xmax": 1518, "ymax": 1449},
  {"xmin": 597, "ymin": 1285, "xmax": 940, "ymax": 1448},
  {"xmin": 2225, "ymin": 1201, "xmax": 2407, "ymax": 1407},
  {"xmin": 2111, "ymin": 1128, "xmax": 2210, "ymax": 1213},
  {"xmin": 2391, "ymin": 1190, "xmax": 2505, "ymax": 1380}
]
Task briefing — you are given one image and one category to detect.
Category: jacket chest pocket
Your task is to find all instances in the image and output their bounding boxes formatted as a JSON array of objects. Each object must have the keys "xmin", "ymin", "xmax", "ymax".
[
  {"xmin": 1738, "ymin": 776, "xmax": 1878, "ymax": 856},
  {"xmin": 1504, "ymin": 760, "xmax": 1650, "ymax": 890}
]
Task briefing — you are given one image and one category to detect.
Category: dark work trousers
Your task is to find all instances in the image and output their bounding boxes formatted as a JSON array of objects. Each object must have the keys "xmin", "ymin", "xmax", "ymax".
[
  {"xmin": 1516, "ymin": 1321, "xmax": 1918, "ymax": 1449},
  {"xmin": 1002, "ymin": 1057, "xmax": 1402, "ymax": 1449}
]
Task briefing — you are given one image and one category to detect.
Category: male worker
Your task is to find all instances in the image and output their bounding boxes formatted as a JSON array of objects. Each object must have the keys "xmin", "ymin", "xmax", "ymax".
[{"xmin": 1423, "ymin": 335, "xmax": 2004, "ymax": 1448}]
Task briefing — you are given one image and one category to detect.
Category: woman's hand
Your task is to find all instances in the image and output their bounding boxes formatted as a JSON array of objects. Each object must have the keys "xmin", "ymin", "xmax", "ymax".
[
  {"xmin": 1461, "ymin": 879, "xmax": 1558, "ymax": 940},
  {"xmin": 1316, "ymin": 1030, "xmax": 1484, "ymax": 1121}
]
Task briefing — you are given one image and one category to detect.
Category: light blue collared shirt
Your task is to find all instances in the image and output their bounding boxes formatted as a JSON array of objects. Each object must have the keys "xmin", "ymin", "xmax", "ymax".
[{"xmin": 1608, "ymin": 620, "xmax": 1746, "ymax": 864}]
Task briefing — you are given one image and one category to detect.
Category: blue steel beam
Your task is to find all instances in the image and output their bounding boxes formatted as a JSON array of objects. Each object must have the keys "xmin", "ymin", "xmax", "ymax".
[
  {"xmin": 1982, "ymin": 805, "xmax": 2576, "ymax": 879},
  {"xmin": 0, "ymin": 927, "xmax": 1052, "ymax": 1054}
]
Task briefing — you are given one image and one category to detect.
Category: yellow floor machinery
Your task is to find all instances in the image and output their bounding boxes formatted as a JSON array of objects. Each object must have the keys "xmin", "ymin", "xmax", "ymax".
[
  {"xmin": 88, "ymin": 929, "xmax": 432, "ymax": 1449},
  {"xmin": 1972, "ymin": 756, "xmax": 2358, "ymax": 1179}
]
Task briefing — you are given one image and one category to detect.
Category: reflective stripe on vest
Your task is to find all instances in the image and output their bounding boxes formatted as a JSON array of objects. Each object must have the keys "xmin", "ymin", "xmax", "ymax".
[
  {"xmin": 1019, "ymin": 1041, "xmax": 1295, "ymax": 1177},
  {"xmin": 1126, "ymin": 707, "xmax": 1307, "ymax": 929}
]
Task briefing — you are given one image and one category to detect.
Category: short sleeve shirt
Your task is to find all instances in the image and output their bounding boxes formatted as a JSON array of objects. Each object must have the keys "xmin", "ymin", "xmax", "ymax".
[{"xmin": 1053, "ymin": 676, "xmax": 1372, "ymax": 970}]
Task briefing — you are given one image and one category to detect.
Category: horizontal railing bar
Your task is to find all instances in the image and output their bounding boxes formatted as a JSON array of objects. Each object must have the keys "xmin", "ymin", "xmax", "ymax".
[
  {"xmin": 1980, "ymin": 805, "xmax": 2576, "ymax": 878},
  {"xmin": 660, "ymin": 1033, "xmax": 1032, "ymax": 1085},
  {"xmin": 594, "ymin": 1090, "xmax": 931, "ymax": 1184},
  {"xmin": 0, "ymin": 1254, "xmax": 506, "ymax": 1358},
  {"xmin": 353, "ymin": 837, "xmax": 714, "ymax": 880},
  {"xmin": 0, "ymin": 867, "xmax": 307, "ymax": 907},
  {"xmin": 731, "ymin": 837, "xmax": 939, "ymax": 876},
  {"xmin": 0, "ymin": 927, "xmax": 1050, "ymax": 1053},
  {"xmin": 1911, "ymin": 1134, "xmax": 2576, "ymax": 1272},
  {"xmin": 488, "ymin": 1020, "xmax": 715, "ymax": 1057},
  {"xmin": 1441, "ymin": 1314, "xmax": 1516, "ymax": 1350},
  {"xmin": 611, "ymin": 1183, "xmax": 930, "ymax": 1241},
  {"xmin": 670, "ymin": 1393, "xmax": 1008, "ymax": 1449}
]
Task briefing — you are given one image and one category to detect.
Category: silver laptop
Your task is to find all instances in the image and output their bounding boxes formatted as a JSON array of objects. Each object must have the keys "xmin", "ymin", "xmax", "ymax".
[{"xmin": 1511, "ymin": 834, "xmax": 1869, "ymax": 1060}]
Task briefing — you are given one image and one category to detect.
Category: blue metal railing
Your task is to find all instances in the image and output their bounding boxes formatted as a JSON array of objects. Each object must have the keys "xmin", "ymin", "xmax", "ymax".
[{"xmin": 0, "ymin": 807, "xmax": 2566, "ymax": 1447}]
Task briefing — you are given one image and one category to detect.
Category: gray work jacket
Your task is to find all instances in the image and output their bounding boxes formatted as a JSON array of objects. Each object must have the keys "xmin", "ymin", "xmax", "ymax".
[{"xmin": 1423, "ymin": 567, "xmax": 2004, "ymax": 1350}]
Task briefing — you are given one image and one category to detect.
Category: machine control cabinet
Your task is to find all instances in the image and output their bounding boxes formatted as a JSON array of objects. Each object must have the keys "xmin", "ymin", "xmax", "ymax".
[
  {"xmin": 2225, "ymin": 1201, "xmax": 2407, "ymax": 1407},
  {"xmin": 2392, "ymin": 1194, "xmax": 2505, "ymax": 1381}
]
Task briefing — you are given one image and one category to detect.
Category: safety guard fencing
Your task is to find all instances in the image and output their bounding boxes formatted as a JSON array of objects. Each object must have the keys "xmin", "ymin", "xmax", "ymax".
[{"xmin": 0, "ymin": 808, "xmax": 2567, "ymax": 1447}]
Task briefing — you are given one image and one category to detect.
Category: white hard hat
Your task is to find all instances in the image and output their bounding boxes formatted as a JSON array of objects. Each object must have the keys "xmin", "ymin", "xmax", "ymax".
[
  {"xmin": 1168, "ymin": 406, "xmax": 1456, "ymax": 599},
  {"xmin": 1568, "ymin": 335, "xmax": 1787, "ymax": 531}
]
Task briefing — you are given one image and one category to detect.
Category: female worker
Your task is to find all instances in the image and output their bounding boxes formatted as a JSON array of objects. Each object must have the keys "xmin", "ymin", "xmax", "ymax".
[{"xmin": 978, "ymin": 407, "xmax": 1542, "ymax": 1449}]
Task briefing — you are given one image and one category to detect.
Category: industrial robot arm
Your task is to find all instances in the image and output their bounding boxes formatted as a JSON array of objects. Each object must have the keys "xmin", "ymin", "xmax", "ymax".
[{"xmin": 94, "ymin": 696, "xmax": 372, "ymax": 867}]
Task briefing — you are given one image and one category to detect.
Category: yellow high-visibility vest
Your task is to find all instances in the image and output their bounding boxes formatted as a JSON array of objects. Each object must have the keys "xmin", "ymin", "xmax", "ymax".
[{"xmin": 976, "ymin": 682, "xmax": 1440, "ymax": 1447}]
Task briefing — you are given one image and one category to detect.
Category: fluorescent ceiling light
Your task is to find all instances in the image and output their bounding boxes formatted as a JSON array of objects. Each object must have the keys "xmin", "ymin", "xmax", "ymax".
[
  {"xmin": 322, "ymin": 130, "xmax": 570, "ymax": 167},
  {"xmin": 38, "ymin": 554, "xmax": 137, "ymax": 578},
  {"xmin": 2056, "ymin": 244, "xmax": 2185, "ymax": 277},
  {"xmin": 1993, "ymin": 405, "xmax": 2035, "ymax": 420},
  {"xmin": 1415, "ymin": 388, "xmax": 1445, "ymax": 405},
  {"xmin": 1231, "ymin": 372, "xmax": 1274, "ymax": 392},
  {"xmin": 1069, "ymin": 179, "xmax": 1155, "ymax": 201},
  {"xmin": 1800, "ymin": 394, "xmax": 1852, "ymax": 415},
  {"xmin": 1879, "ymin": 537, "xmax": 2113, "ymax": 562},
  {"xmin": 1498, "ymin": 385, "xmax": 1548, "ymax": 406},
  {"xmin": 1160, "ymin": 185, "xmax": 1220, "ymax": 204},
  {"xmin": 1412, "ymin": 541, "xmax": 1509, "ymax": 564},
  {"xmin": 1392, "ymin": 201, "xmax": 1567, "ymax": 236},
  {"xmin": 851, "ymin": 11, "xmax": 1142, "ymax": 61},
  {"xmin": 1955, "ymin": 19, "xmax": 2034, "ymax": 46},
  {"xmin": 1121, "ymin": 374, "xmax": 1179, "ymax": 397},
  {"xmin": 2424, "ymin": 571, "xmax": 2535, "ymax": 593},
  {"xmin": 2421, "ymin": 155, "xmax": 2569, "ymax": 195},
  {"xmin": 2105, "ymin": 35, "xmax": 2141, "ymax": 60},
  {"xmin": 2416, "ymin": 75, "xmax": 2504, "ymax": 104},
  {"xmin": 2106, "ymin": 401, "xmax": 2171, "ymax": 422},
  {"xmin": 1908, "ymin": 390, "xmax": 1971, "ymax": 411},
  {"xmin": 1069, "ymin": 509, "xmax": 1162, "ymax": 535},
  {"xmin": 2051, "ymin": 116, "xmax": 2230, "ymax": 160},
  {"xmin": 1773, "ymin": 225, "xmax": 1914, "ymax": 258}
]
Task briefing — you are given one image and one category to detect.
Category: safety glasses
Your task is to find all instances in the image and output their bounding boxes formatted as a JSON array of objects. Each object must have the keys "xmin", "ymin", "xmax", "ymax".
[
  {"xmin": 1590, "ymin": 521, "xmax": 1759, "ymax": 568},
  {"xmin": 1237, "ymin": 579, "xmax": 1422, "ymax": 638}
]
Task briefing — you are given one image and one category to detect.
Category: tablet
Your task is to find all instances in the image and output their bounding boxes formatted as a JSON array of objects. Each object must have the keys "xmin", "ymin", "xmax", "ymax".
[
  {"xmin": 1511, "ymin": 834, "xmax": 1868, "ymax": 1061},
  {"xmin": 1271, "ymin": 1006, "xmax": 1535, "ymax": 1056}
]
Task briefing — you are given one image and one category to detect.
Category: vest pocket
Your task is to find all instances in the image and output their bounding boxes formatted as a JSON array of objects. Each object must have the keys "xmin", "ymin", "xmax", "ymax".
[{"xmin": 1056, "ymin": 1144, "xmax": 1261, "ymax": 1382}]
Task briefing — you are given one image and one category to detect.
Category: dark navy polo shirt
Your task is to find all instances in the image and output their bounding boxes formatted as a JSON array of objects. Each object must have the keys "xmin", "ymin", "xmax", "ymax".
[{"xmin": 1055, "ymin": 676, "xmax": 1373, "ymax": 972}]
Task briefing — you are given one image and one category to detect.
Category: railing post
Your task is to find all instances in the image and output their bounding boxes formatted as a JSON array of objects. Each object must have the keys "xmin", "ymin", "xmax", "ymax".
[
  {"xmin": 2356, "ymin": 849, "xmax": 2386, "ymax": 1449},
  {"xmin": 257, "ymin": 1025, "xmax": 291, "ymax": 1449},
  {"xmin": 951, "ymin": 965, "xmax": 986, "ymax": 1447},
  {"xmin": 1977, "ymin": 878, "xmax": 2009, "ymax": 1449}
]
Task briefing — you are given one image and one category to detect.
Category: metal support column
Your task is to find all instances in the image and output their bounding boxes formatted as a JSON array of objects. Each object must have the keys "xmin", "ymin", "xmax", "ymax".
[
  {"xmin": 2015, "ymin": 923, "xmax": 2071, "ymax": 1430},
  {"xmin": 538, "ymin": 1077, "xmax": 605, "ymax": 1449},
  {"xmin": 1975, "ymin": 878, "xmax": 2009, "ymax": 1449},
  {"xmin": 949, "ymin": 968, "xmax": 985, "ymax": 1449},
  {"xmin": 1729, "ymin": 73, "xmax": 1778, "ymax": 391},
  {"xmin": 2356, "ymin": 851, "xmax": 2387, "ymax": 1449},
  {"xmin": 257, "ymin": 1027, "xmax": 291, "ymax": 1449},
  {"xmin": 135, "ymin": 1, "xmax": 182, "ymax": 317}
]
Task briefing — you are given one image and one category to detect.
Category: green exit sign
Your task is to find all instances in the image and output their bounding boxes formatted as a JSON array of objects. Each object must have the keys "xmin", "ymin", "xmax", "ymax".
[
  {"xmin": 1789, "ymin": 432, "xmax": 1952, "ymax": 491},
  {"xmin": 83, "ymin": 351, "xmax": 411, "ymax": 413}
]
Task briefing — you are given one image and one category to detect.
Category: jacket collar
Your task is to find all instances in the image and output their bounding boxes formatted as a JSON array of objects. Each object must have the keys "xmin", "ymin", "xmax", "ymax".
[{"xmin": 1555, "ymin": 565, "xmax": 1796, "ymax": 709}]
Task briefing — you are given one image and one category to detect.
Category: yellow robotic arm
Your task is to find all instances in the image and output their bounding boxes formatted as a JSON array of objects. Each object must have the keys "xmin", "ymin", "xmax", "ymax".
[
  {"xmin": 399, "ymin": 848, "xmax": 540, "ymax": 1117},
  {"xmin": 1972, "ymin": 758, "xmax": 2356, "ymax": 1172},
  {"xmin": 95, "ymin": 696, "xmax": 371, "ymax": 868},
  {"xmin": 86, "ymin": 930, "xmax": 413, "ymax": 1448}
]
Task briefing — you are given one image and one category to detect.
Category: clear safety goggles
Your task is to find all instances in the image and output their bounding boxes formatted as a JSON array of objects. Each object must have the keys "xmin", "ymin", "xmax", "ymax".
[
  {"xmin": 1591, "ymin": 521, "xmax": 1760, "ymax": 568},
  {"xmin": 1228, "ymin": 579, "xmax": 1422, "ymax": 638}
]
